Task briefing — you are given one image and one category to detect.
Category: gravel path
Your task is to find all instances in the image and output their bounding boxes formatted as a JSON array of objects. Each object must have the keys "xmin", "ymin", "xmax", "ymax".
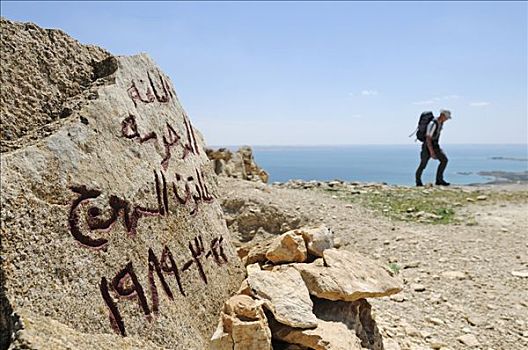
[{"xmin": 218, "ymin": 177, "xmax": 528, "ymax": 350}]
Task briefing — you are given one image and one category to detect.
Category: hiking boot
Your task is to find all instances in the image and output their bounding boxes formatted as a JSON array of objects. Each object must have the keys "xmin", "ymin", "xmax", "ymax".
[
  {"xmin": 435, "ymin": 180, "xmax": 450, "ymax": 186},
  {"xmin": 416, "ymin": 181, "xmax": 424, "ymax": 187}
]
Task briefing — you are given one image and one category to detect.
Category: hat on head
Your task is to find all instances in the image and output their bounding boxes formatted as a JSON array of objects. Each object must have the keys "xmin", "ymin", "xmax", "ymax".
[{"xmin": 440, "ymin": 109, "xmax": 452, "ymax": 119}]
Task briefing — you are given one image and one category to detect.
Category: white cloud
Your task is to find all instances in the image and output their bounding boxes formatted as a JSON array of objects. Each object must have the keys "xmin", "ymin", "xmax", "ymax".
[
  {"xmin": 412, "ymin": 95, "xmax": 460, "ymax": 105},
  {"xmin": 469, "ymin": 101, "xmax": 490, "ymax": 107},
  {"xmin": 361, "ymin": 90, "xmax": 378, "ymax": 96}
]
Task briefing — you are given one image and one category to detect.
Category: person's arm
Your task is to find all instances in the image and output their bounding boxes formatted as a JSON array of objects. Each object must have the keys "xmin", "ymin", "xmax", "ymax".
[
  {"xmin": 426, "ymin": 136, "xmax": 437, "ymax": 159},
  {"xmin": 426, "ymin": 121, "xmax": 437, "ymax": 159}
]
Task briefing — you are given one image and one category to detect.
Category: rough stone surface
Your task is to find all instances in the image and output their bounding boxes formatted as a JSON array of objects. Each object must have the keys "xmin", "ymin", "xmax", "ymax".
[
  {"xmin": 457, "ymin": 334, "xmax": 480, "ymax": 347},
  {"xmin": 383, "ymin": 338, "xmax": 402, "ymax": 350},
  {"xmin": 265, "ymin": 231, "xmax": 307, "ymax": 264},
  {"xmin": 511, "ymin": 269, "xmax": 528, "ymax": 278},
  {"xmin": 220, "ymin": 183, "xmax": 306, "ymax": 242},
  {"xmin": 270, "ymin": 298, "xmax": 383, "ymax": 350},
  {"xmin": 294, "ymin": 225, "xmax": 334, "ymax": 257},
  {"xmin": 247, "ymin": 268, "xmax": 317, "ymax": 329},
  {"xmin": 293, "ymin": 249, "xmax": 403, "ymax": 301},
  {"xmin": 8, "ymin": 309, "xmax": 167, "ymax": 350},
  {"xmin": 0, "ymin": 18, "xmax": 110, "ymax": 152},
  {"xmin": 0, "ymin": 19, "xmax": 244, "ymax": 350},
  {"xmin": 312, "ymin": 298, "xmax": 383, "ymax": 350},
  {"xmin": 239, "ymin": 238, "xmax": 274, "ymax": 266},
  {"xmin": 271, "ymin": 317, "xmax": 364, "ymax": 350},
  {"xmin": 210, "ymin": 295, "xmax": 272, "ymax": 350},
  {"xmin": 441, "ymin": 271, "xmax": 467, "ymax": 280},
  {"xmin": 206, "ymin": 146, "xmax": 269, "ymax": 183}
]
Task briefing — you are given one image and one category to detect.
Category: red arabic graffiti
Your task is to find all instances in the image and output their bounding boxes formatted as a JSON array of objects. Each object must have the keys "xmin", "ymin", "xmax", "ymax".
[
  {"xmin": 68, "ymin": 74, "xmax": 223, "ymax": 338},
  {"xmin": 68, "ymin": 185, "xmax": 160, "ymax": 249},
  {"xmin": 127, "ymin": 70, "xmax": 174, "ymax": 108},
  {"xmin": 100, "ymin": 236, "xmax": 228, "ymax": 336},
  {"xmin": 182, "ymin": 114, "xmax": 200, "ymax": 159},
  {"xmin": 68, "ymin": 170, "xmax": 214, "ymax": 249},
  {"xmin": 120, "ymin": 113, "xmax": 200, "ymax": 170}
]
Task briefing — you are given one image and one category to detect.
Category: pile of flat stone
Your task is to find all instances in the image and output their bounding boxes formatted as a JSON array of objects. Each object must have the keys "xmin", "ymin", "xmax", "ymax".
[{"xmin": 210, "ymin": 226, "xmax": 403, "ymax": 350}]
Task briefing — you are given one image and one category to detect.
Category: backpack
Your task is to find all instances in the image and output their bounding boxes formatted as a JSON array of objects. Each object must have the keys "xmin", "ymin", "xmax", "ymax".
[{"xmin": 416, "ymin": 111, "xmax": 434, "ymax": 142}]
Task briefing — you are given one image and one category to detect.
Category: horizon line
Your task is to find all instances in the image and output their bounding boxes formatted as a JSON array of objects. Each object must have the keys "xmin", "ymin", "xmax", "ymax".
[{"xmin": 207, "ymin": 143, "xmax": 528, "ymax": 148}]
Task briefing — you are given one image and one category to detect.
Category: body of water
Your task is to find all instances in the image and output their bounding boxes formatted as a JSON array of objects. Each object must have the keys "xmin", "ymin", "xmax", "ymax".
[{"xmin": 239, "ymin": 144, "xmax": 528, "ymax": 185}]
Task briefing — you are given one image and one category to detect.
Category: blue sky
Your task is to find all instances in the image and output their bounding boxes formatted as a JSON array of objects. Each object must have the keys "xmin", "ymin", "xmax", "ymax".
[{"xmin": 2, "ymin": 1, "xmax": 527, "ymax": 145}]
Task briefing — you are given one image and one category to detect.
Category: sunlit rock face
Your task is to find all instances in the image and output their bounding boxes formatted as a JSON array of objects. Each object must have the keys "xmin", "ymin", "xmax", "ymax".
[{"xmin": 1, "ymin": 18, "xmax": 244, "ymax": 350}]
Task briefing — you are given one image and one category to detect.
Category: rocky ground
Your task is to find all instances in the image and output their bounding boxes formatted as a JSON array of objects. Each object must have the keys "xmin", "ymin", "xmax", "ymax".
[{"xmin": 218, "ymin": 177, "xmax": 528, "ymax": 350}]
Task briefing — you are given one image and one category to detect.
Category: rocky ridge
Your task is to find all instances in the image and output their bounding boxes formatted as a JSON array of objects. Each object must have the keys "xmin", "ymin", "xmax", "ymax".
[{"xmin": 206, "ymin": 146, "xmax": 269, "ymax": 183}]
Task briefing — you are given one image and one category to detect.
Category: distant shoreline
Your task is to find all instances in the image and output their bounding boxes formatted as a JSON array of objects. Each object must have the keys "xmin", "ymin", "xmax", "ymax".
[
  {"xmin": 211, "ymin": 144, "xmax": 528, "ymax": 186},
  {"xmin": 489, "ymin": 156, "xmax": 528, "ymax": 162},
  {"xmin": 472, "ymin": 170, "xmax": 528, "ymax": 185}
]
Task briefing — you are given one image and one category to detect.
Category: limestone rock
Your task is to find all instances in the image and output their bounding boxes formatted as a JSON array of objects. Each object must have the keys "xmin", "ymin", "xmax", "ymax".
[
  {"xmin": 222, "ymin": 197, "xmax": 304, "ymax": 242},
  {"xmin": 240, "ymin": 238, "xmax": 274, "ymax": 266},
  {"xmin": 7, "ymin": 309, "xmax": 168, "ymax": 350},
  {"xmin": 281, "ymin": 345, "xmax": 311, "ymax": 350},
  {"xmin": 246, "ymin": 262, "xmax": 262, "ymax": 275},
  {"xmin": 511, "ymin": 270, "xmax": 528, "ymax": 278},
  {"xmin": 265, "ymin": 231, "xmax": 307, "ymax": 264},
  {"xmin": 237, "ymin": 279, "xmax": 252, "ymax": 296},
  {"xmin": 441, "ymin": 271, "xmax": 467, "ymax": 280},
  {"xmin": 271, "ymin": 318, "xmax": 364, "ymax": 350},
  {"xmin": 312, "ymin": 298, "xmax": 383, "ymax": 350},
  {"xmin": 210, "ymin": 295, "xmax": 272, "ymax": 350},
  {"xmin": 294, "ymin": 225, "xmax": 334, "ymax": 257},
  {"xmin": 412, "ymin": 284, "xmax": 426, "ymax": 292},
  {"xmin": 219, "ymin": 182, "xmax": 307, "ymax": 242},
  {"xmin": 457, "ymin": 334, "xmax": 480, "ymax": 347},
  {"xmin": 269, "ymin": 298, "xmax": 383, "ymax": 350},
  {"xmin": 0, "ymin": 19, "xmax": 244, "ymax": 349},
  {"xmin": 293, "ymin": 249, "xmax": 402, "ymax": 301},
  {"xmin": 206, "ymin": 146, "xmax": 269, "ymax": 183},
  {"xmin": 383, "ymin": 338, "xmax": 402, "ymax": 350},
  {"xmin": 0, "ymin": 18, "xmax": 110, "ymax": 152},
  {"xmin": 238, "ymin": 146, "xmax": 269, "ymax": 183},
  {"xmin": 247, "ymin": 268, "xmax": 317, "ymax": 328}
]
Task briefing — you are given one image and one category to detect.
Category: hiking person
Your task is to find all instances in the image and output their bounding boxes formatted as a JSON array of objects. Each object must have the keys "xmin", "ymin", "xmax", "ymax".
[{"xmin": 415, "ymin": 110, "xmax": 452, "ymax": 186}]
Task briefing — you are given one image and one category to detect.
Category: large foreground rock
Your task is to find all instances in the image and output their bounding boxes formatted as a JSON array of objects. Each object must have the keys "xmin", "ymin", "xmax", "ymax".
[
  {"xmin": 8, "ymin": 309, "xmax": 167, "ymax": 350},
  {"xmin": 1, "ymin": 19, "xmax": 243, "ymax": 349},
  {"xmin": 293, "ymin": 249, "xmax": 402, "ymax": 301},
  {"xmin": 0, "ymin": 18, "xmax": 110, "ymax": 152}
]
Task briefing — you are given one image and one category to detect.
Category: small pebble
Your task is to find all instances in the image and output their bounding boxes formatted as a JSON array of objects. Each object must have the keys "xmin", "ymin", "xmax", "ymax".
[
  {"xmin": 412, "ymin": 283, "xmax": 426, "ymax": 292},
  {"xmin": 457, "ymin": 334, "xmax": 480, "ymax": 347}
]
